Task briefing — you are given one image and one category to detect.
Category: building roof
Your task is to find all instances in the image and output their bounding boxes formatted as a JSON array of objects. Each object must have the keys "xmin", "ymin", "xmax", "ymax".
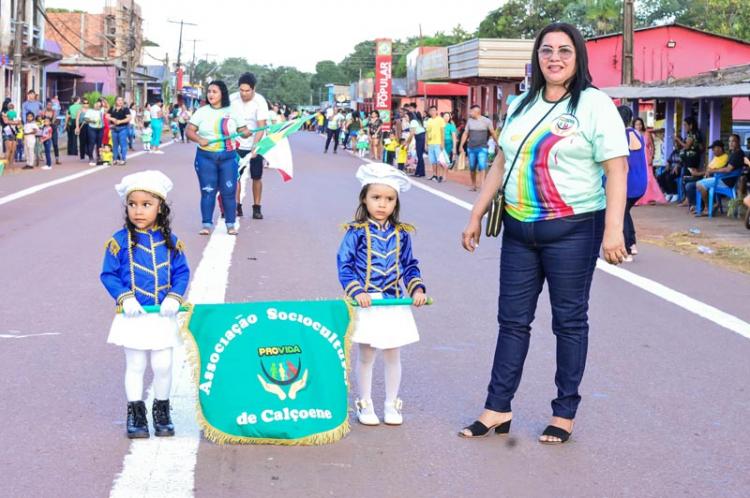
[
  {"xmin": 601, "ymin": 63, "xmax": 750, "ymax": 99},
  {"xmin": 586, "ymin": 22, "xmax": 750, "ymax": 47}
]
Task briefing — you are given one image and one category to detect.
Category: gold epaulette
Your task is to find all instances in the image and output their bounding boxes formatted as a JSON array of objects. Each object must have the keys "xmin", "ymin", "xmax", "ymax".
[
  {"xmin": 175, "ymin": 239, "xmax": 186, "ymax": 253},
  {"xmin": 396, "ymin": 223, "xmax": 416, "ymax": 233},
  {"xmin": 105, "ymin": 237, "xmax": 121, "ymax": 257},
  {"xmin": 341, "ymin": 222, "xmax": 366, "ymax": 231}
]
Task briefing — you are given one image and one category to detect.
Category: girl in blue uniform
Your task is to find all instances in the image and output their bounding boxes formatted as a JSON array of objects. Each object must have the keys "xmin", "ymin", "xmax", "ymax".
[
  {"xmin": 101, "ymin": 170, "xmax": 190, "ymax": 439},
  {"xmin": 337, "ymin": 163, "xmax": 427, "ymax": 426}
]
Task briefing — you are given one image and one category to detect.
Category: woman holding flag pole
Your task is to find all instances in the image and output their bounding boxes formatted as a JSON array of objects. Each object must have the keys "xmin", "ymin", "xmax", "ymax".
[{"xmin": 186, "ymin": 80, "xmax": 250, "ymax": 235}]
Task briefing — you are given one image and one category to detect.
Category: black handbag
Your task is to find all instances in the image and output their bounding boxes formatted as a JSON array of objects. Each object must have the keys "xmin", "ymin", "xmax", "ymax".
[{"xmin": 485, "ymin": 96, "xmax": 567, "ymax": 237}]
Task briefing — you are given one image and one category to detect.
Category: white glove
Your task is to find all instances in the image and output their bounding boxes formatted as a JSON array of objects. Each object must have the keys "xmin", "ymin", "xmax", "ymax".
[
  {"xmin": 122, "ymin": 297, "xmax": 145, "ymax": 318},
  {"xmin": 159, "ymin": 296, "xmax": 181, "ymax": 317}
]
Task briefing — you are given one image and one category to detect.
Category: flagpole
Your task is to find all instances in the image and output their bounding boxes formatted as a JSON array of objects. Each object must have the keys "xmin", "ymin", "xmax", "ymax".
[{"xmin": 131, "ymin": 297, "xmax": 433, "ymax": 314}]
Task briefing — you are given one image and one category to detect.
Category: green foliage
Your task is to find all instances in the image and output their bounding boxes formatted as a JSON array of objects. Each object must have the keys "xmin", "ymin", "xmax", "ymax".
[
  {"xmin": 84, "ymin": 91, "xmax": 101, "ymax": 106},
  {"xmin": 103, "ymin": 95, "xmax": 116, "ymax": 108},
  {"xmin": 477, "ymin": 0, "xmax": 577, "ymax": 39}
]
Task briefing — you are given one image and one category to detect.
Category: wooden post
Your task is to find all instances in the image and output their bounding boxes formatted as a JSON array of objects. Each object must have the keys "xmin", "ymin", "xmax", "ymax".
[
  {"xmin": 708, "ymin": 99, "xmax": 722, "ymax": 161},
  {"xmin": 665, "ymin": 99, "xmax": 675, "ymax": 157}
]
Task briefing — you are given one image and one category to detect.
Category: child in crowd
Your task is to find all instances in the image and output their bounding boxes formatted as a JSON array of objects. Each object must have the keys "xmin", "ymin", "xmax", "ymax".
[
  {"xmin": 141, "ymin": 125, "xmax": 153, "ymax": 152},
  {"xmin": 100, "ymin": 143, "xmax": 114, "ymax": 166},
  {"xmin": 40, "ymin": 116, "xmax": 53, "ymax": 170},
  {"xmin": 356, "ymin": 129, "xmax": 370, "ymax": 158},
  {"xmin": 383, "ymin": 131, "xmax": 398, "ymax": 165},
  {"xmin": 396, "ymin": 138, "xmax": 408, "ymax": 171},
  {"xmin": 171, "ymin": 120, "xmax": 180, "ymax": 142},
  {"xmin": 22, "ymin": 112, "xmax": 39, "ymax": 169},
  {"xmin": 337, "ymin": 163, "xmax": 427, "ymax": 427},
  {"xmin": 101, "ymin": 170, "xmax": 190, "ymax": 439}
]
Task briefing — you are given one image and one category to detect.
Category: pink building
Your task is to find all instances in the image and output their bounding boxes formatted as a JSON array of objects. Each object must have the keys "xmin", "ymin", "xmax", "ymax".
[{"xmin": 586, "ymin": 23, "xmax": 750, "ymax": 120}]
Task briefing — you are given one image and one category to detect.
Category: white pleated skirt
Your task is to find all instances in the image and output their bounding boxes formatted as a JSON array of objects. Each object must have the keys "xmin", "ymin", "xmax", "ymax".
[
  {"xmin": 351, "ymin": 293, "xmax": 420, "ymax": 349},
  {"xmin": 107, "ymin": 313, "xmax": 182, "ymax": 351}
]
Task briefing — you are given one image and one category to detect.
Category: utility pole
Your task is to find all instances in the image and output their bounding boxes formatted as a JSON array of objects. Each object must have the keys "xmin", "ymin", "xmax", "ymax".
[
  {"xmin": 167, "ymin": 19, "xmax": 197, "ymax": 99},
  {"xmin": 125, "ymin": 0, "xmax": 136, "ymax": 104},
  {"xmin": 622, "ymin": 0, "xmax": 634, "ymax": 86},
  {"xmin": 187, "ymin": 38, "xmax": 202, "ymax": 85},
  {"xmin": 12, "ymin": 0, "xmax": 26, "ymax": 106}
]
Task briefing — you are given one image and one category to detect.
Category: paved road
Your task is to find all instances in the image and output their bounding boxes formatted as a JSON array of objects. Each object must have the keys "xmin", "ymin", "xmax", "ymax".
[{"xmin": 1, "ymin": 133, "xmax": 749, "ymax": 498}]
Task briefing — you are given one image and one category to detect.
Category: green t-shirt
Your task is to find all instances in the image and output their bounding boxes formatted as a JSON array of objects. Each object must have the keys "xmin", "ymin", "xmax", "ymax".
[
  {"xmin": 499, "ymin": 87, "xmax": 629, "ymax": 222},
  {"xmin": 444, "ymin": 122, "xmax": 457, "ymax": 145},
  {"xmin": 68, "ymin": 103, "xmax": 82, "ymax": 120}
]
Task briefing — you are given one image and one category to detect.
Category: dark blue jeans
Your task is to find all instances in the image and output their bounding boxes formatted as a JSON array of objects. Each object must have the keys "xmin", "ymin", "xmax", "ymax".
[
  {"xmin": 194, "ymin": 148, "xmax": 238, "ymax": 228},
  {"xmin": 415, "ymin": 132, "xmax": 426, "ymax": 176},
  {"xmin": 486, "ymin": 210, "xmax": 605, "ymax": 419},
  {"xmin": 112, "ymin": 126, "xmax": 128, "ymax": 162}
]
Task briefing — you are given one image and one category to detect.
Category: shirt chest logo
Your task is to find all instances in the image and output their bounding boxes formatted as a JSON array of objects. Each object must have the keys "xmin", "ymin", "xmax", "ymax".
[{"xmin": 550, "ymin": 114, "xmax": 579, "ymax": 137}]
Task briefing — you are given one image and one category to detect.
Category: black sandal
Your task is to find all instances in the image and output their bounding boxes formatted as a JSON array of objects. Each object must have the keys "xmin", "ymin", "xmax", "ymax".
[
  {"xmin": 458, "ymin": 419, "xmax": 511, "ymax": 438},
  {"xmin": 539, "ymin": 425, "xmax": 572, "ymax": 445}
]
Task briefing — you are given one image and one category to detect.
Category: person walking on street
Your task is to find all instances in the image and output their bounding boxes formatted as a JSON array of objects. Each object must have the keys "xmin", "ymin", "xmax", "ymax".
[
  {"xmin": 42, "ymin": 101, "xmax": 61, "ymax": 165},
  {"xmin": 109, "ymin": 96, "xmax": 132, "ymax": 165},
  {"xmin": 616, "ymin": 106, "xmax": 647, "ymax": 260},
  {"xmin": 443, "ymin": 112, "xmax": 458, "ymax": 165},
  {"xmin": 459, "ymin": 22, "xmax": 629, "ymax": 445},
  {"xmin": 230, "ymin": 72, "xmax": 269, "ymax": 220},
  {"xmin": 65, "ymin": 96, "xmax": 82, "ymax": 156},
  {"xmin": 324, "ymin": 108, "xmax": 344, "ymax": 154},
  {"xmin": 459, "ymin": 105, "xmax": 499, "ymax": 191},
  {"xmin": 425, "ymin": 105, "xmax": 446, "ymax": 182},
  {"xmin": 150, "ymin": 99, "xmax": 165, "ymax": 154},
  {"xmin": 186, "ymin": 80, "xmax": 250, "ymax": 236}
]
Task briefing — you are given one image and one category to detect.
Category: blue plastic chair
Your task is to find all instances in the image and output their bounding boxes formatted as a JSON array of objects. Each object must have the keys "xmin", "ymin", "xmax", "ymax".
[{"xmin": 694, "ymin": 170, "xmax": 742, "ymax": 218}]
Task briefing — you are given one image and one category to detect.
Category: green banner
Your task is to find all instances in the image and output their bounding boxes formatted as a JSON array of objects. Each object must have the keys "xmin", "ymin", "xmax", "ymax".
[{"xmin": 181, "ymin": 300, "xmax": 354, "ymax": 445}]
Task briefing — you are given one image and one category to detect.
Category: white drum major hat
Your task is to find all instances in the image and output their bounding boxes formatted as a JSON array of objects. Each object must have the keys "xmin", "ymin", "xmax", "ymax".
[
  {"xmin": 355, "ymin": 163, "xmax": 411, "ymax": 193},
  {"xmin": 115, "ymin": 170, "xmax": 174, "ymax": 201}
]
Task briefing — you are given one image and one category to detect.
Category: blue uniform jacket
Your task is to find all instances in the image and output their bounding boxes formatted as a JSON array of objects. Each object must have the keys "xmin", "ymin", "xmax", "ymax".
[
  {"xmin": 337, "ymin": 220, "xmax": 425, "ymax": 299},
  {"xmin": 100, "ymin": 228, "xmax": 190, "ymax": 307}
]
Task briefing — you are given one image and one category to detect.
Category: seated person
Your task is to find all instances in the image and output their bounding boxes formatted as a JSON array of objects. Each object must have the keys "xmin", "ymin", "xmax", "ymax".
[
  {"xmin": 692, "ymin": 136, "xmax": 743, "ymax": 215},
  {"xmin": 657, "ymin": 146, "xmax": 682, "ymax": 202}
]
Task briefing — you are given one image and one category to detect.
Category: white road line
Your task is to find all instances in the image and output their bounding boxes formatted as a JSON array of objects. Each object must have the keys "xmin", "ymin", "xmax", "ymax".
[
  {"xmin": 0, "ymin": 332, "xmax": 61, "ymax": 339},
  {"xmin": 0, "ymin": 141, "xmax": 175, "ymax": 207},
  {"xmin": 355, "ymin": 154, "xmax": 750, "ymax": 341},
  {"xmin": 109, "ymin": 174, "xmax": 247, "ymax": 498}
]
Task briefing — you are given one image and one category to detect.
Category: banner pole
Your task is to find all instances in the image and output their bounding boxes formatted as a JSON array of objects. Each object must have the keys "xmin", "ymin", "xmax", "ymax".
[{"xmin": 130, "ymin": 297, "xmax": 432, "ymax": 314}]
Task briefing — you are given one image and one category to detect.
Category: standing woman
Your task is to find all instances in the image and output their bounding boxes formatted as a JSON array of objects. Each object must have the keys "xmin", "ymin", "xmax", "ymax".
[
  {"xmin": 2, "ymin": 98, "xmax": 19, "ymax": 164},
  {"xmin": 82, "ymin": 99, "xmax": 104, "ymax": 165},
  {"xmin": 635, "ymin": 117, "xmax": 665, "ymax": 206},
  {"xmin": 65, "ymin": 96, "xmax": 82, "ymax": 157},
  {"xmin": 617, "ymin": 106, "xmax": 647, "ymax": 261},
  {"xmin": 150, "ymin": 99, "xmax": 165, "ymax": 154},
  {"xmin": 186, "ymin": 80, "xmax": 249, "ymax": 236},
  {"xmin": 75, "ymin": 98, "xmax": 90, "ymax": 162},
  {"xmin": 177, "ymin": 103, "xmax": 190, "ymax": 143},
  {"xmin": 109, "ymin": 96, "xmax": 132, "ymax": 165},
  {"xmin": 443, "ymin": 112, "xmax": 458, "ymax": 166},
  {"xmin": 368, "ymin": 110, "xmax": 383, "ymax": 161},
  {"xmin": 404, "ymin": 107, "xmax": 426, "ymax": 177},
  {"xmin": 459, "ymin": 23, "xmax": 629, "ymax": 444},
  {"xmin": 43, "ymin": 101, "xmax": 62, "ymax": 165}
]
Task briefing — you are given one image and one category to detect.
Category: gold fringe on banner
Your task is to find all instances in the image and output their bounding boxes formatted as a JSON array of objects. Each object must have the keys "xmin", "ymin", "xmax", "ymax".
[{"xmin": 179, "ymin": 300, "xmax": 356, "ymax": 446}]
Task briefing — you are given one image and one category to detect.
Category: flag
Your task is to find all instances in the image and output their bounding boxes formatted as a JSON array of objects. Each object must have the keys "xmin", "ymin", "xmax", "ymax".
[
  {"xmin": 181, "ymin": 299, "xmax": 354, "ymax": 445},
  {"xmin": 241, "ymin": 115, "xmax": 315, "ymax": 182}
]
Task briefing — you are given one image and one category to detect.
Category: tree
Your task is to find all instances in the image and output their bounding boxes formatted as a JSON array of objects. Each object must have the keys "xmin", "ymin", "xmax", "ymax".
[
  {"xmin": 262, "ymin": 66, "xmax": 312, "ymax": 106},
  {"xmin": 310, "ymin": 60, "xmax": 347, "ymax": 104},
  {"xmin": 477, "ymin": 0, "xmax": 577, "ymax": 39},
  {"xmin": 563, "ymin": 0, "xmax": 622, "ymax": 37}
]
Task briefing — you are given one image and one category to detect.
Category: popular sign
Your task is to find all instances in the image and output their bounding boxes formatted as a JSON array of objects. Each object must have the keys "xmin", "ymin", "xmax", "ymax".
[{"xmin": 375, "ymin": 38, "xmax": 393, "ymax": 131}]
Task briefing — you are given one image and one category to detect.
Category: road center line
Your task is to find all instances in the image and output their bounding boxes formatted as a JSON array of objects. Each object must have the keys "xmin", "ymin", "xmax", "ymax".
[
  {"xmin": 355, "ymin": 153, "xmax": 750, "ymax": 341},
  {"xmin": 0, "ymin": 141, "xmax": 175, "ymax": 207}
]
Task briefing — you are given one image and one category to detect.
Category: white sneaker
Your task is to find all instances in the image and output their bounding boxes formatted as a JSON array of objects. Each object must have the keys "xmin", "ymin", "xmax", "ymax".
[
  {"xmin": 624, "ymin": 255, "xmax": 634, "ymax": 263},
  {"xmin": 41, "ymin": 165, "xmax": 51, "ymax": 170},
  {"xmin": 383, "ymin": 398, "xmax": 403, "ymax": 425},
  {"xmin": 88, "ymin": 162, "xmax": 96, "ymax": 166},
  {"xmin": 355, "ymin": 398, "xmax": 380, "ymax": 426}
]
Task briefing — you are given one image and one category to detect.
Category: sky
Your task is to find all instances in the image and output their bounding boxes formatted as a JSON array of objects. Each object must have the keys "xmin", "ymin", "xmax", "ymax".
[{"xmin": 46, "ymin": 0, "xmax": 503, "ymax": 72}]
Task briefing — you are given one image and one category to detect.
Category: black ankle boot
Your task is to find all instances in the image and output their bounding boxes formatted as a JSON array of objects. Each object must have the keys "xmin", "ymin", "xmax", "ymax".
[
  {"xmin": 237, "ymin": 203, "xmax": 244, "ymax": 217},
  {"xmin": 152, "ymin": 399, "xmax": 175, "ymax": 437},
  {"xmin": 127, "ymin": 401, "xmax": 149, "ymax": 439},
  {"xmin": 252, "ymin": 204, "xmax": 263, "ymax": 220}
]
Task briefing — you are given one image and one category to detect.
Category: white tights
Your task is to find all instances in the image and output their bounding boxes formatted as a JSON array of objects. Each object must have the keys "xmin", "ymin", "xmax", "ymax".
[
  {"xmin": 356, "ymin": 344, "xmax": 401, "ymax": 403},
  {"xmin": 124, "ymin": 348, "xmax": 173, "ymax": 402}
]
